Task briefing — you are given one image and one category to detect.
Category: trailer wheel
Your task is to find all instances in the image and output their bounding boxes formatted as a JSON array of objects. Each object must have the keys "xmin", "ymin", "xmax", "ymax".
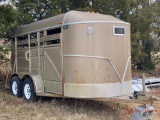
[
  {"xmin": 22, "ymin": 79, "xmax": 38, "ymax": 102},
  {"xmin": 10, "ymin": 76, "xmax": 23, "ymax": 97}
]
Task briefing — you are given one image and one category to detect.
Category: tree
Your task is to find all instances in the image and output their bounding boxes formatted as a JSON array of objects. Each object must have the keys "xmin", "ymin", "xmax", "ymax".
[
  {"xmin": 16, "ymin": 0, "xmax": 62, "ymax": 25},
  {"xmin": 12, "ymin": 0, "xmax": 160, "ymax": 70},
  {"xmin": 0, "ymin": 4, "xmax": 17, "ymax": 65},
  {"xmin": 130, "ymin": 1, "xmax": 160, "ymax": 70},
  {"xmin": 0, "ymin": 4, "xmax": 18, "ymax": 39}
]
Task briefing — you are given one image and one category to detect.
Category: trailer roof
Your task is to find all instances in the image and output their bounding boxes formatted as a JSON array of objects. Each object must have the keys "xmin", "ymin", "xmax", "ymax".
[{"xmin": 13, "ymin": 11, "xmax": 129, "ymax": 37}]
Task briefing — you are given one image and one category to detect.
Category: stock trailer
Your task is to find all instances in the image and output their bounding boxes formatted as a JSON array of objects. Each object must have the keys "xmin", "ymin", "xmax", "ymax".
[{"xmin": 9, "ymin": 11, "xmax": 132, "ymax": 102}]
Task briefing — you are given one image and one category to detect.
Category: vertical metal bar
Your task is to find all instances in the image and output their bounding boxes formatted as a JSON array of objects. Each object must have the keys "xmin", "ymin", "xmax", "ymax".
[
  {"xmin": 43, "ymin": 30, "xmax": 47, "ymax": 79},
  {"xmin": 37, "ymin": 32, "xmax": 40, "ymax": 75},
  {"xmin": 15, "ymin": 37, "xmax": 17, "ymax": 73},
  {"xmin": 60, "ymin": 29, "xmax": 64, "ymax": 96},
  {"xmin": 44, "ymin": 30, "xmax": 47, "ymax": 46},
  {"xmin": 28, "ymin": 34, "xmax": 31, "ymax": 73},
  {"xmin": 44, "ymin": 30, "xmax": 47, "ymax": 36}
]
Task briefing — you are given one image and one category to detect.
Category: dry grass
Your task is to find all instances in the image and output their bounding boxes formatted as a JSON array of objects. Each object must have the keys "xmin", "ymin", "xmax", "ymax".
[
  {"xmin": 147, "ymin": 88, "xmax": 160, "ymax": 120},
  {"xmin": 1, "ymin": 85, "xmax": 160, "ymax": 120},
  {"xmin": 0, "ymin": 87, "xmax": 133, "ymax": 120},
  {"xmin": 0, "ymin": 62, "xmax": 12, "ymax": 88},
  {"xmin": 1, "ymin": 66, "xmax": 160, "ymax": 120}
]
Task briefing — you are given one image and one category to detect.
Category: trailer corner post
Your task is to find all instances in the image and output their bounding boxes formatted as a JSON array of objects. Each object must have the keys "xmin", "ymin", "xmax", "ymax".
[
  {"xmin": 28, "ymin": 34, "xmax": 31, "ymax": 73},
  {"xmin": 37, "ymin": 31, "xmax": 40, "ymax": 75},
  {"xmin": 15, "ymin": 37, "xmax": 17, "ymax": 73}
]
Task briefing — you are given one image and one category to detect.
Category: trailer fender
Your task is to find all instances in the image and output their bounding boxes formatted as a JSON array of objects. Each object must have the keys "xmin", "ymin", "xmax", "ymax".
[
  {"xmin": 23, "ymin": 75, "xmax": 44, "ymax": 93},
  {"xmin": 11, "ymin": 73, "xmax": 19, "ymax": 79}
]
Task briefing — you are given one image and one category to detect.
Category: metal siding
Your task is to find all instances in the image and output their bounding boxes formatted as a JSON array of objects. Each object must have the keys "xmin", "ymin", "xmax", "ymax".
[
  {"xmin": 64, "ymin": 81, "xmax": 132, "ymax": 98},
  {"xmin": 31, "ymin": 68, "xmax": 38, "ymax": 74},
  {"xmin": 44, "ymin": 47, "xmax": 61, "ymax": 81},
  {"xmin": 45, "ymin": 81, "xmax": 62, "ymax": 94},
  {"xmin": 17, "ymin": 49, "xmax": 27, "ymax": 57},
  {"xmin": 63, "ymin": 23, "xmax": 131, "ymax": 85},
  {"xmin": 12, "ymin": 11, "xmax": 132, "ymax": 98},
  {"xmin": 31, "ymin": 57, "xmax": 38, "ymax": 68},
  {"xmin": 31, "ymin": 48, "xmax": 38, "ymax": 57}
]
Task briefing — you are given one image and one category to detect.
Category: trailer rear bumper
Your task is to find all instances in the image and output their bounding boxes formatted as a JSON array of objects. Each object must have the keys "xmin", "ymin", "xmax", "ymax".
[{"xmin": 64, "ymin": 80, "xmax": 132, "ymax": 98}]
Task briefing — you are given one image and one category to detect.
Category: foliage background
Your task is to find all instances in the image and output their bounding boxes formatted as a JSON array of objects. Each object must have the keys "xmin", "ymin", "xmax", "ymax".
[{"xmin": 1, "ymin": 0, "xmax": 160, "ymax": 70}]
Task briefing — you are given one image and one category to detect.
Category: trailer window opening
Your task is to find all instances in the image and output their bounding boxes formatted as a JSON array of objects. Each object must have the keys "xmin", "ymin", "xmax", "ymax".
[
  {"xmin": 17, "ymin": 35, "xmax": 29, "ymax": 48},
  {"xmin": 12, "ymin": 38, "xmax": 15, "ymax": 42},
  {"xmin": 40, "ymin": 42, "xmax": 43, "ymax": 46},
  {"xmin": 30, "ymin": 33, "xmax": 37, "ymax": 39},
  {"xmin": 40, "ymin": 31, "xmax": 44, "ymax": 37},
  {"xmin": 113, "ymin": 26, "xmax": 125, "ymax": 35},
  {"xmin": 17, "ymin": 44, "xmax": 28, "ymax": 48},
  {"xmin": 17, "ymin": 35, "xmax": 28, "ymax": 41},
  {"xmin": 46, "ymin": 39, "xmax": 60, "ymax": 45},
  {"xmin": 30, "ymin": 43, "xmax": 38, "ymax": 47},
  {"xmin": 47, "ymin": 28, "xmax": 61, "ymax": 35}
]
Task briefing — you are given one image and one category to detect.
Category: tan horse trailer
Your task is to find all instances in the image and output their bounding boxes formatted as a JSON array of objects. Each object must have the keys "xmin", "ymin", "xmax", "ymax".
[{"xmin": 10, "ymin": 11, "xmax": 132, "ymax": 102}]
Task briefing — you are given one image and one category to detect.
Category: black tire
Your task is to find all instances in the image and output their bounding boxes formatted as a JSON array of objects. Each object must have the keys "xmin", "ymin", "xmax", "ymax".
[
  {"xmin": 10, "ymin": 76, "xmax": 23, "ymax": 97},
  {"xmin": 22, "ymin": 78, "xmax": 38, "ymax": 102}
]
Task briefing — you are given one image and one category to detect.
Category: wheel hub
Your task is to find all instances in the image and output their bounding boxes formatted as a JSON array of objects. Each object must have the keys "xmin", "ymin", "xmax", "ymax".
[
  {"xmin": 12, "ymin": 81, "xmax": 18, "ymax": 95},
  {"xmin": 24, "ymin": 84, "xmax": 31, "ymax": 99}
]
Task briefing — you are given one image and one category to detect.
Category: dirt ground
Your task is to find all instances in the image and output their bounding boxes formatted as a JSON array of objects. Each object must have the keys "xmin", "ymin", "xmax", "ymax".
[{"xmin": 147, "ymin": 88, "xmax": 160, "ymax": 120}]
